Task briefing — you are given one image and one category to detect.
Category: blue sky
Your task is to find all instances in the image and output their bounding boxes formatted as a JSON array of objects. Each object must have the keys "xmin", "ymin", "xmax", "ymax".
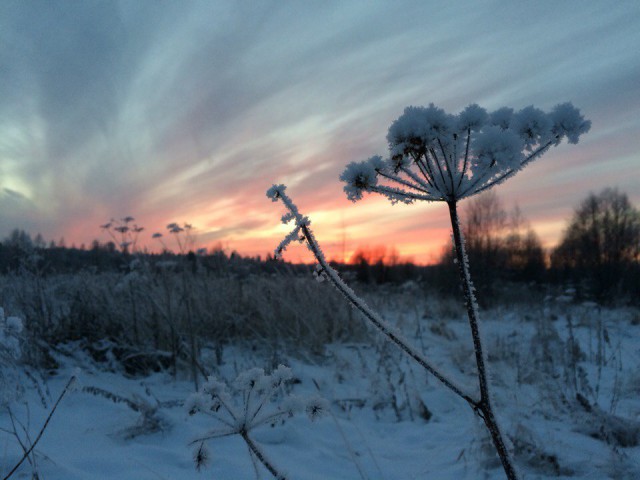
[{"xmin": 1, "ymin": 1, "xmax": 639, "ymax": 262}]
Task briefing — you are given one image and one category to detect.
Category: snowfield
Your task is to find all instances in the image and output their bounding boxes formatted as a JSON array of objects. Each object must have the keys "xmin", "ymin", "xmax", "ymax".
[{"xmin": 2, "ymin": 299, "xmax": 640, "ymax": 479}]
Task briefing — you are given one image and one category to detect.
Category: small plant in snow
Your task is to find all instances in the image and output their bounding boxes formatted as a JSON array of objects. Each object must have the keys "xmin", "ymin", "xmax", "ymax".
[
  {"xmin": 268, "ymin": 102, "xmax": 590, "ymax": 480},
  {"xmin": 187, "ymin": 365, "xmax": 327, "ymax": 479}
]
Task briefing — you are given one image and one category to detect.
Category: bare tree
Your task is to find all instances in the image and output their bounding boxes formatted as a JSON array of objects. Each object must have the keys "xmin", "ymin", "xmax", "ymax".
[{"xmin": 552, "ymin": 188, "xmax": 640, "ymax": 299}]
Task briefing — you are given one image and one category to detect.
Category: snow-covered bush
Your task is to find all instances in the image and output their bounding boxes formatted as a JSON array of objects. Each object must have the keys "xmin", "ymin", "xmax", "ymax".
[{"xmin": 268, "ymin": 102, "xmax": 590, "ymax": 480}]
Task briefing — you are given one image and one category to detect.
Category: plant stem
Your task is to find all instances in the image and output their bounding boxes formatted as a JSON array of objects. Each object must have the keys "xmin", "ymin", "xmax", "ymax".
[
  {"xmin": 300, "ymin": 224, "xmax": 475, "ymax": 406},
  {"xmin": 241, "ymin": 430, "xmax": 286, "ymax": 480},
  {"xmin": 447, "ymin": 200, "xmax": 518, "ymax": 480},
  {"xmin": 3, "ymin": 376, "xmax": 75, "ymax": 480}
]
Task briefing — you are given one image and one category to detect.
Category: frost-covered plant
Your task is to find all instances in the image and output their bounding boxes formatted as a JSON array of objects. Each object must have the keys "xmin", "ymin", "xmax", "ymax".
[
  {"xmin": 2, "ymin": 307, "xmax": 76, "ymax": 480},
  {"xmin": 339, "ymin": 103, "xmax": 589, "ymax": 203},
  {"xmin": 268, "ymin": 102, "xmax": 590, "ymax": 480},
  {"xmin": 187, "ymin": 365, "xmax": 327, "ymax": 479},
  {"xmin": 0, "ymin": 307, "xmax": 24, "ymax": 407},
  {"xmin": 2, "ymin": 374, "xmax": 77, "ymax": 480}
]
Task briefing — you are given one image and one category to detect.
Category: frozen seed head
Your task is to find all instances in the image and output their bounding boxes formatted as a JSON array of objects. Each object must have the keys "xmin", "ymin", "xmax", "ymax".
[
  {"xmin": 340, "ymin": 159, "xmax": 379, "ymax": 202},
  {"xmin": 202, "ymin": 376, "xmax": 229, "ymax": 398},
  {"xmin": 471, "ymin": 126, "xmax": 524, "ymax": 169},
  {"xmin": 550, "ymin": 102, "xmax": 592, "ymax": 144},
  {"xmin": 510, "ymin": 105, "xmax": 552, "ymax": 150},
  {"xmin": 305, "ymin": 397, "xmax": 329, "ymax": 421},
  {"xmin": 234, "ymin": 368, "xmax": 266, "ymax": 391},
  {"xmin": 193, "ymin": 442, "xmax": 211, "ymax": 471},
  {"xmin": 342, "ymin": 102, "xmax": 590, "ymax": 202},
  {"xmin": 270, "ymin": 365, "xmax": 293, "ymax": 386},
  {"xmin": 457, "ymin": 103, "xmax": 488, "ymax": 132}
]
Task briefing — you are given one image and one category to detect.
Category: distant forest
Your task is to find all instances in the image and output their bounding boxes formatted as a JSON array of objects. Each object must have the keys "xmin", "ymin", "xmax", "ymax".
[{"xmin": 1, "ymin": 188, "xmax": 639, "ymax": 305}]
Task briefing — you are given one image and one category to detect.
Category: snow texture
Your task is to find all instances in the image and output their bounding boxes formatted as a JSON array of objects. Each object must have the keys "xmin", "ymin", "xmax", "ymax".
[{"xmin": 2, "ymin": 303, "xmax": 639, "ymax": 479}]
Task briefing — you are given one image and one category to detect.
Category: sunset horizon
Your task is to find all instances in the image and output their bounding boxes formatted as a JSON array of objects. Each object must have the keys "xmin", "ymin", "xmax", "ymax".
[{"xmin": 2, "ymin": 1, "xmax": 639, "ymax": 265}]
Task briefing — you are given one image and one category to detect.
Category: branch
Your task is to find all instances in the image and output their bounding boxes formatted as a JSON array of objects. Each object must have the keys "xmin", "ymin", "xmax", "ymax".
[{"xmin": 3, "ymin": 375, "xmax": 76, "ymax": 480}]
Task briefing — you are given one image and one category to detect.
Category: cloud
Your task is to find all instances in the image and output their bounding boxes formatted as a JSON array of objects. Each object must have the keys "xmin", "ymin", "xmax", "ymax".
[{"xmin": 1, "ymin": 1, "xmax": 639, "ymax": 261}]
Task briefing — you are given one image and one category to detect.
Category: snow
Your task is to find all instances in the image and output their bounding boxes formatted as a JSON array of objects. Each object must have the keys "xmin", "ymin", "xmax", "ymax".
[{"xmin": 2, "ymin": 300, "xmax": 639, "ymax": 479}]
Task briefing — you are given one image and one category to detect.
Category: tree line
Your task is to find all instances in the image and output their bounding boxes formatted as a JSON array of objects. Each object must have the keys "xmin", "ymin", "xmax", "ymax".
[
  {"xmin": 1, "ymin": 187, "xmax": 638, "ymax": 304},
  {"xmin": 436, "ymin": 188, "xmax": 639, "ymax": 304}
]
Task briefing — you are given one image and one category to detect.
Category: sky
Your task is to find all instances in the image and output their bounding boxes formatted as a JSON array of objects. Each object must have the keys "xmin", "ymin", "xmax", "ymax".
[{"xmin": 1, "ymin": 0, "xmax": 639, "ymax": 264}]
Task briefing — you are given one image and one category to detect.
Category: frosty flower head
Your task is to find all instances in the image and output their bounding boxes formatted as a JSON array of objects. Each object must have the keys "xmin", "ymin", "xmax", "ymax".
[
  {"xmin": 202, "ymin": 376, "xmax": 230, "ymax": 399},
  {"xmin": 193, "ymin": 442, "xmax": 211, "ymax": 471},
  {"xmin": 342, "ymin": 102, "xmax": 590, "ymax": 203},
  {"xmin": 550, "ymin": 102, "xmax": 592, "ymax": 144},
  {"xmin": 339, "ymin": 158, "xmax": 380, "ymax": 201},
  {"xmin": 269, "ymin": 364, "xmax": 293, "ymax": 388},
  {"xmin": 234, "ymin": 367, "xmax": 266, "ymax": 390},
  {"xmin": 305, "ymin": 396, "xmax": 329, "ymax": 421},
  {"xmin": 189, "ymin": 365, "xmax": 325, "ymax": 477},
  {"xmin": 457, "ymin": 103, "xmax": 489, "ymax": 132}
]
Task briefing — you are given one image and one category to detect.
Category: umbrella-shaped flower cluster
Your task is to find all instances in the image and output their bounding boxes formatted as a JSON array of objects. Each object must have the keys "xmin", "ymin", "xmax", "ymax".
[
  {"xmin": 187, "ymin": 365, "xmax": 327, "ymax": 478},
  {"xmin": 341, "ymin": 103, "xmax": 590, "ymax": 204}
]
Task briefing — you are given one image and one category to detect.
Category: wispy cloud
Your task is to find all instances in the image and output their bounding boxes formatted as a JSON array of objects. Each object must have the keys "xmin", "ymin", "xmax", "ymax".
[{"xmin": 1, "ymin": 1, "xmax": 638, "ymax": 262}]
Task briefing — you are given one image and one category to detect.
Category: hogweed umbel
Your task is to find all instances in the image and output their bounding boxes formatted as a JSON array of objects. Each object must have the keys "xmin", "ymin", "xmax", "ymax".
[{"xmin": 188, "ymin": 365, "xmax": 327, "ymax": 479}]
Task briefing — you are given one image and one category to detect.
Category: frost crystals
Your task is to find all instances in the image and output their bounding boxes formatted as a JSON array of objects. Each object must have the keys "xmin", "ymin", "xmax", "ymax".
[
  {"xmin": 188, "ymin": 365, "xmax": 326, "ymax": 479},
  {"xmin": 341, "ymin": 102, "xmax": 590, "ymax": 203}
]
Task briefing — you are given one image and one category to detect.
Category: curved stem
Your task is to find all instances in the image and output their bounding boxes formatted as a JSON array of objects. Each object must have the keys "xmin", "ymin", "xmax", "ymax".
[
  {"xmin": 447, "ymin": 200, "xmax": 518, "ymax": 480},
  {"xmin": 300, "ymin": 224, "xmax": 475, "ymax": 405}
]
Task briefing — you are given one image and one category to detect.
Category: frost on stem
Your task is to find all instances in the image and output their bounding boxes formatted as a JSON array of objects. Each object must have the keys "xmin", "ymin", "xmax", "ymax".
[
  {"xmin": 188, "ymin": 365, "xmax": 326, "ymax": 479},
  {"xmin": 267, "ymin": 186, "xmax": 474, "ymax": 404}
]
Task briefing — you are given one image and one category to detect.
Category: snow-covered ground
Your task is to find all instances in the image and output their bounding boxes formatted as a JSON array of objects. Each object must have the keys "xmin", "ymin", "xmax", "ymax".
[{"xmin": 2, "ymin": 301, "xmax": 639, "ymax": 479}]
